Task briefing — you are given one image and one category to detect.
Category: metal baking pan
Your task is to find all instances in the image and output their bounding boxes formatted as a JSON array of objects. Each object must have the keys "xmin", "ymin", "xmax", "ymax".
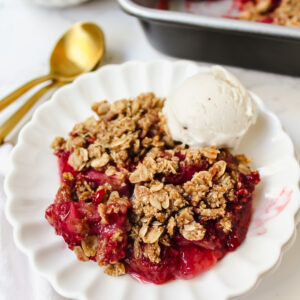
[{"xmin": 118, "ymin": 0, "xmax": 300, "ymax": 76}]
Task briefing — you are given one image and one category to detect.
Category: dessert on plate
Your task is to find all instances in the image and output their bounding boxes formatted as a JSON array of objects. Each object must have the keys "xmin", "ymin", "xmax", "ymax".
[{"xmin": 45, "ymin": 66, "xmax": 260, "ymax": 284}]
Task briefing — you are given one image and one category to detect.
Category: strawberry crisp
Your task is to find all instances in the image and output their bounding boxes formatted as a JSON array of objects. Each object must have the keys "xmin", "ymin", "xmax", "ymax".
[{"xmin": 46, "ymin": 93, "xmax": 260, "ymax": 284}]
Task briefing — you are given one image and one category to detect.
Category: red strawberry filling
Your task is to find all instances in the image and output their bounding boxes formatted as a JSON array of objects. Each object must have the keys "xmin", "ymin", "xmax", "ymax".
[
  {"xmin": 46, "ymin": 93, "xmax": 260, "ymax": 284},
  {"xmin": 46, "ymin": 150, "xmax": 259, "ymax": 284}
]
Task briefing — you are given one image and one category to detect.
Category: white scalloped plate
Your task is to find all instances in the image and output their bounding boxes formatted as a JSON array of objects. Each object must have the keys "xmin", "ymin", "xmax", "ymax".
[{"xmin": 5, "ymin": 60, "xmax": 300, "ymax": 300}]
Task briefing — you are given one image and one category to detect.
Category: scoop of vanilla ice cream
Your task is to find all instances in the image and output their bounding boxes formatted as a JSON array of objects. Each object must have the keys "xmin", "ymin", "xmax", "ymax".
[{"xmin": 163, "ymin": 66, "xmax": 257, "ymax": 149}]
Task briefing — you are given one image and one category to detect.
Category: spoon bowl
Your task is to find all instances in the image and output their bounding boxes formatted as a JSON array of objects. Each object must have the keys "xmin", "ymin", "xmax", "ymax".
[
  {"xmin": 0, "ymin": 22, "xmax": 105, "ymax": 110},
  {"xmin": 50, "ymin": 22, "xmax": 105, "ymax": 80}
]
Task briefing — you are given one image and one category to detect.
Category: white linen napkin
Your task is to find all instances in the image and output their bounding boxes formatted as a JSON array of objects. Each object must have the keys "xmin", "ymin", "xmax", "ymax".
[{"xmin": 0, "ymin": 144, "xmax": 69, "ymax": 300}]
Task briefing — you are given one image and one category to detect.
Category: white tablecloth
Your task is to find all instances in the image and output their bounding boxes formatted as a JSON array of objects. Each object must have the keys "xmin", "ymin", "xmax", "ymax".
[
  {"xmin": 1, "ymin": 0, "xmax": 300, "ymax": 299},
  {"xmin": 0, "ymin": 144, "xmax": 70, "ymax": 300}
]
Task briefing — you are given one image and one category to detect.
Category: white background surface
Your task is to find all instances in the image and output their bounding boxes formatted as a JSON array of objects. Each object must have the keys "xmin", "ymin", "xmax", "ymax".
[{"xmin": 0, "ymin": 0, "xmax": 300, "ymax": 299}]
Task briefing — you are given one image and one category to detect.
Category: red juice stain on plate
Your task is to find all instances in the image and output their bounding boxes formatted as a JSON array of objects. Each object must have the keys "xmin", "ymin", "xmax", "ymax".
[
  {"xmin": 250, "ymin": 187, "xmax": 293, "ymax": 236},
  {"xmin": 265, "ymin": 188, "xmax": 292, "ymax": 215}
]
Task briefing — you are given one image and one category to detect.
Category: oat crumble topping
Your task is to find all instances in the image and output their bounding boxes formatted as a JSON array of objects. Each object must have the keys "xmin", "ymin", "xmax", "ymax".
[
  {"xmin": 238, "ymin": 0, "xmax": 300, "ymax": 27},
  {"xmin": 104, "ymin": 262, "xmax": 126, "ymax": 276},
  {"xmin": 46, "ymin": 93, "xmax": 260, "ymax": 282}
]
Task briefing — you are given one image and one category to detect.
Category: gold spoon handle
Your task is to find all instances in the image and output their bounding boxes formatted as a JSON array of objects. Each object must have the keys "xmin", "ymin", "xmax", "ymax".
[
  {"xmin": 0, "ymin": 81, "xmax": 62, "ymax": 145},
  {"xmin": 0, "ymin": 74, "xmax": 53, "ymax": 111}
]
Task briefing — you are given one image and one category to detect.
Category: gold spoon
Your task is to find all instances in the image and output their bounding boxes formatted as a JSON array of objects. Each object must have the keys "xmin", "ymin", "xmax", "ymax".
[
  {"xmin": 0, "ymin": 21, "xmax": 105, "ymax": 144},
  {"xmin": 0, "ymin": 22, "xmax": 105, "ymax": 111}
]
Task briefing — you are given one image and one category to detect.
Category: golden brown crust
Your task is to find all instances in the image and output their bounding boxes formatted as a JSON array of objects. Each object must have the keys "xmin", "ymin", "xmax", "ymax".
[
  {"xmin": 239, "ymin": 0, "xmax": 300, "ymax": 27},
  {"xmin": 104, "ymin": 262, "xmax": 126, "ymax": 276},
  {"xmin": 51, "ymin": 93, "xmax": 257, "ymax": 275}
]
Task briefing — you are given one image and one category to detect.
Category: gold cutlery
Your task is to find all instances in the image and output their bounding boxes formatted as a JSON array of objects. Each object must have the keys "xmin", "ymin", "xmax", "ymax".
[{"xmin": 0, "ymin": 21, "xmax": 105, "ymax": 144}]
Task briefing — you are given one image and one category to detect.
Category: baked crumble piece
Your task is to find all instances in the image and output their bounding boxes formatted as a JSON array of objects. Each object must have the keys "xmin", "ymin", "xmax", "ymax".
[
  {"xmin": 46, "ymin": 93, "xmax": 260, "ymax": 284},
  {"xmin": 155, "ymin": 0, "xmax": 300, "ymax": 27},
  {"xmin": 237, "ymin": 0, "xmax": 300, "ymax": 27}
]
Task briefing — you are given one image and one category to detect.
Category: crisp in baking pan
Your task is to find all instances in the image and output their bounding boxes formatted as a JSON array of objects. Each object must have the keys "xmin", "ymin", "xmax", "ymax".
[{"xmin": 119, "ymin": 0, "xmax": 300, "ymax": 76}]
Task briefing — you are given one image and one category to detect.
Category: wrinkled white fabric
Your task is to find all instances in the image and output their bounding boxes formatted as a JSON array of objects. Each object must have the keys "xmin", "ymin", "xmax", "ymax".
[{"xmin": 0, "ymin": 144, "xmax": 70, "ymax": 300}]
